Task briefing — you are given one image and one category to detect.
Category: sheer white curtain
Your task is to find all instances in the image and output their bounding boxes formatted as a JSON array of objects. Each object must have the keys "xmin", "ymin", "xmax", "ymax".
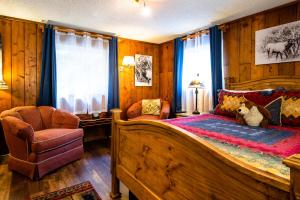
[
  {"xmin": 55, "ymin": 31, "xmax": 109, "ymax": 114},
  {"xmin": 182, "ymin": 34, "xmax": 212, "ymax": 113}
]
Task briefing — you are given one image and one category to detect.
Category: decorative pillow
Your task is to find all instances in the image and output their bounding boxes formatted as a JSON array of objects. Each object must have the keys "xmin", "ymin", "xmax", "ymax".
[
  {"xmin": 264, "ymin": 97, "xmax": 283, "ymax": 126},
  {"xmin": 214, "ymin": 92, "xmax": 246, "ymax": 117},
  {"xmin": 214, "ymin": 90, "xmax": 248, "ymax": 117},
  {"xmin": 214, "ymin": 89, "xmax": 284, "ymax": 118},
  {"xmin": 244, "ymin": 89, "xmax": 284, "ymax": 106},
  {"xmin": 281, "ymin": 95, "xmax": 300, "ymax": 126},
  {"xmin": 142, "ymin": 99, "xmax": 161, "ymax": 116}
]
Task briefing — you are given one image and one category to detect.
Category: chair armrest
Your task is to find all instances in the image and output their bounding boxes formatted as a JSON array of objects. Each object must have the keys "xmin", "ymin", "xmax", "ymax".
[
  {"xmin": 1, "ymin": 116, "xmax": 34, "ymax": 143},
  {"xmin": 127, "ymin": 102, "xmax": 142, "ymax": 120},
  {"xmin": 160, "ymin": 101, "xmax": 170, "ymax": 119},
  {"xmin": 52, "ymin": 109, "xmax": 80, "ymax": 129}
]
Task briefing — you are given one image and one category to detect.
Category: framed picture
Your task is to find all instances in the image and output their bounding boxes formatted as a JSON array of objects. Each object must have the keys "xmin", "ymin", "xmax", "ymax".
[
  {"xmin": 255, "ymin": 20, "xmax": 300, "ymax": 65},
  {"xmin": 135, "ymin": 54, "xmax": 152, "ymax": 86}
]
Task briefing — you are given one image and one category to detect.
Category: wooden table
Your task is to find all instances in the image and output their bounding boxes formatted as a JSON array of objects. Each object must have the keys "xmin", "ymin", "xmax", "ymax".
[{"xmin": 79, "ymin": 118, "xmax": 112, "ymax": 143}]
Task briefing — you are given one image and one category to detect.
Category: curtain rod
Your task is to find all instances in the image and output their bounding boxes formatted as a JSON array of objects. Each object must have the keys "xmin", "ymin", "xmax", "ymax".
[
  {"xmin": 54, "ymin": 26, "xmax": 113, "ymax": 40},
  {"xmin": 38, "ymin": 24, "xmax": 113, "ymax": 40},
  {"xmin": 181, "ymin": 24, "xmax": 229, "ymax": 41},
  {"xmin": 181, "ymin": 29, "xmax": 209, "ymax": 41}
]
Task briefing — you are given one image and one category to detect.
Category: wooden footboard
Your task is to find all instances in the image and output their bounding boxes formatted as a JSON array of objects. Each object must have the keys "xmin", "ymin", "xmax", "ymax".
[
  {"xmin": 284, "ymin": 155, "xmax": 300, "ymax": 200},
  {"xmin": 110, "ymin": 109, "xmax": 300, "ymax": 200}
]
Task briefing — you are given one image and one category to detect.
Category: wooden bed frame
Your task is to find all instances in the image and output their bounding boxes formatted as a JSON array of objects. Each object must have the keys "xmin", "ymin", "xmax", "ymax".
[{"xmin": 110, "ymin": 77, "xmax": 300, "ymax": 200}]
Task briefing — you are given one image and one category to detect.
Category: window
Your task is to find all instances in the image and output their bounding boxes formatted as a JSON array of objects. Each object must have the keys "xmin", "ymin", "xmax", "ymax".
[
  {"xmin": 182, "ymin": 34, "xmax": 212, "ymax": 113},
  {"xmin": 55, "ymin": 32, "xmax": 109, "ymax": 114}
]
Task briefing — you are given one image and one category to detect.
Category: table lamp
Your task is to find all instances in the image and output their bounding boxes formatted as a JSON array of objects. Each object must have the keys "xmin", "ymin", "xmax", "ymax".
[{"xmin": 188, "ymin": 75, "xmax": 205, "ymax": 114}]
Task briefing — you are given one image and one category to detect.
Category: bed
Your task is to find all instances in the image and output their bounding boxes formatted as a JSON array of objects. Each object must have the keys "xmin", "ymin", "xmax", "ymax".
[{"xmin": 110, "ymin": 77, "xmax": 300, "ymax": 200}]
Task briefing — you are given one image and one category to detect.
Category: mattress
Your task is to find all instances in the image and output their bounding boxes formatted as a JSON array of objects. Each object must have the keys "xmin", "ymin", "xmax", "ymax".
[{"xmin": 165, "ymin": 114, "xmax": 300, "ymax": 179}]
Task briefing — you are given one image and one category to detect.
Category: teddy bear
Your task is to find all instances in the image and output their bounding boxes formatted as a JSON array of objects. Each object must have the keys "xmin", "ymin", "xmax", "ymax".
[{"xmin": 236, "ymin": 100, "xmax": 272, "ymax": 128}]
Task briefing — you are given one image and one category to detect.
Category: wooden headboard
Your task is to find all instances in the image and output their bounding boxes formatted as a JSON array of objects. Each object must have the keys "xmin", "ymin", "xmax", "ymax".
[{"xmin": 227, "ymin": 76, "xmax": 300, "ymax": 90}]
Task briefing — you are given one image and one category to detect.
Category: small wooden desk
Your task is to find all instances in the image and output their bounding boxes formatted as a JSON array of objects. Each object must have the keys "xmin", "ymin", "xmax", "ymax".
[{"xmin": 79, "ymin": 118, "xmax": 112, "ymax": 143}]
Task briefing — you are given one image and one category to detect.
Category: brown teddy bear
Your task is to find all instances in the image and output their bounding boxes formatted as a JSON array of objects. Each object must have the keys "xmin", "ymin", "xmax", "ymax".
[{"xmin": 236, "ymin": 100, "xmax": 272, "ymax": 128}]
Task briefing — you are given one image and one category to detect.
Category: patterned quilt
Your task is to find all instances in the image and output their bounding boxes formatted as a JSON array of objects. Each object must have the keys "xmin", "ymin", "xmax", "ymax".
[
  {"xmin": 165, "ymin": 114, "xmax": 300, "ymax": 179},
  {"xmin": 166, "ymin": 114, "xmax": 300, "ymax": 157}
]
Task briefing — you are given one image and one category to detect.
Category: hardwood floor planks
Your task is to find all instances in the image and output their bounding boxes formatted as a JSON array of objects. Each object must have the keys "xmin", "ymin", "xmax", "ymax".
[{"xmin": 0, "ymin": 140, "xmax": 129, "ymax": 200}]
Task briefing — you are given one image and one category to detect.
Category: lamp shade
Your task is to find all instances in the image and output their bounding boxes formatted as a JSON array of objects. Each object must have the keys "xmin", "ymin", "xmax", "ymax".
[
  {"xmin": 188, "ymin": 79, "xmax": 204, "ymax": 88},
  {"xmin": 0, "ymin": 80, "xmax": 8, "ymax": 89},
  {"xmin": 122, "ymin": 56, "xmax": 135, "ymax": 67}
]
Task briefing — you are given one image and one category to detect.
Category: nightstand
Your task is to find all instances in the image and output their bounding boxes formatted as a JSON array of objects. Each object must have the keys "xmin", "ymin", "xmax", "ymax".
[{"xmin": 79, "ymin": 117, "xmax": 112, "ymax": 143}]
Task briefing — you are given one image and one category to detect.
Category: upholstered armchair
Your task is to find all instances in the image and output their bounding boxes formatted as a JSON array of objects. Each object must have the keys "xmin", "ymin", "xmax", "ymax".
[
  {"xmin": 0, "ymin": 106, "xmax": 84, "ymax": 179},
  {"xmin": 126, "ymin": 99, "xmax": 170, "ymax": 120}
]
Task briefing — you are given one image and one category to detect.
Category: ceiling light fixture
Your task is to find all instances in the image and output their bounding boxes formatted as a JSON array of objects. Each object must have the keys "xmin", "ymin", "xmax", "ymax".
[
  {"xmin": 142, "ymin": 1, "xmax": 151, "ymax": 17},
  {"xmin": 131, "ymin": 0, "xmax": 140, "ymax": 4},
  {"xmin": 131, "ymin": 0, "xmax": 151, "ymax": 17}
]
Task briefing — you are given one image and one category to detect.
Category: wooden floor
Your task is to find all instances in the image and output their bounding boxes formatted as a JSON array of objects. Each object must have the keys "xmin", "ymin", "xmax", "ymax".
[{"xmin": 0, "ymin": 140, "xmax": 129, "ymax": 200}]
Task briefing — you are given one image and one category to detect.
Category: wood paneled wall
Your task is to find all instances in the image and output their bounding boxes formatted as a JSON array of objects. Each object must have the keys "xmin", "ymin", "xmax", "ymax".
[
  {"xmin": 4, "ymin": 2, "xmax": 297, "ymax": 115},
  {"xmin": 118, "ymin": 38, "xmax": 160, "ymax": 117},
  {"xmin": 0, "ymin": 18, "xmax": 42, "ymax": 113},
  {"xmin": 0, "ymin": 17, "xmax": 163, "ymax": 115},
  {"xmin": 223, "ymin": 1, "xmax": 300, "ymax": 85},
  {"xmin": 159, "ymin": 40, "xmax": 174, "ymax": 104}
]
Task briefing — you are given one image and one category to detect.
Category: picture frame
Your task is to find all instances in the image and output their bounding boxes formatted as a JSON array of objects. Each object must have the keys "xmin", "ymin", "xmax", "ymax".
[
  {"xmin": 134, "ymin": 54, "xmax": 152, "ymax": 86},
  {"xmin": 255, "ymin": 20, "xmax": 300, "ymax": 65}
]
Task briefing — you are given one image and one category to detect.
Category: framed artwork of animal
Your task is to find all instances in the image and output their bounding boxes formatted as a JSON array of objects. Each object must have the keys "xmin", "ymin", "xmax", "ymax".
[
  {"xmin": 134, "ymin": 54, "xmax": 152, "ymax": 86},
  {"xmin": 255, "ymin": 20, "xmax": 300, "ymax": 65}
]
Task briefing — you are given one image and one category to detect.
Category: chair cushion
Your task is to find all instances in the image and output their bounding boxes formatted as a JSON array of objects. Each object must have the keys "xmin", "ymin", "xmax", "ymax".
[
  {"xmin": 32, "ymin": 128, "xmax": 83, "ymax": 153},
  {"xmin": 128, "ymin": 115, "xmax": 160, "ymax": 121},
  {"xmin": 29, "ymin": 139, "xmax": 83, "ymax": 162}
]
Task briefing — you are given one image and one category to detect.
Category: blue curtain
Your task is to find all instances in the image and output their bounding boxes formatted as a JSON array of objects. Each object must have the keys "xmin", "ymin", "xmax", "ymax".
[
  {"xmin": 210, "ymin": 26, "xmax": 223, "ymax": 108},
  {"xmin": 38, "ymin": 24, "xmax": 57, "ymax": 107},
  {"xmin": 108, "ymin": 36, "xmax": 119, "ymax": 110},
  {"xmin": 172, "ymin": 38, "xmax": 184, "ymax": 114}
]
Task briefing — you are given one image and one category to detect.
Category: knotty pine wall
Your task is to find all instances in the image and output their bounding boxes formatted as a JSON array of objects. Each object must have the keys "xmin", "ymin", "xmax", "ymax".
[
  {"xmin": 157, "ymin": 2, "xmax": 300, "ymax": 105},
  {"xmin": 0, "ymin": 17, "xmax": 163, "ymax": 115},
  {"xmin": 118, "ymin": 38, "xmax": 160, "ymax": 118},
  {"xmin": 0, "ymin": 17, "xmax": 43, "ymax": 113},
  {"xmin": 4, "ymin": 1, "xmax": 297, "ymax": 115},
  {"xmin": 223, "ymin": 1, "xmax": 300, "ymax": 84},
  {"xmin": 159, "ymin": 40, "xmax": 174, "ymax": 105}
]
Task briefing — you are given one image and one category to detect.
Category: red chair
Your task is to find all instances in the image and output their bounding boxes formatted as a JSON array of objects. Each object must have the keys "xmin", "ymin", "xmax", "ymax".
[
  {"xmin": 126, "ymin": 99, "xmax": 170, "ymax": 120},
  {"xmin": 0, "ymin": 106, "xmax": 84, "ymax": 179}
]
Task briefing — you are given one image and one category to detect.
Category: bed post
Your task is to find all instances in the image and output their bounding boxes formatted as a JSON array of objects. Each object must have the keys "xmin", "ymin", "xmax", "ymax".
[
  {"xmin": 283, "ymin": 154, "xmax": 300, "ymax": 200},
  {"xmin": 110, "ymin": 109, "xmax": 122, "ymax": 199}
]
